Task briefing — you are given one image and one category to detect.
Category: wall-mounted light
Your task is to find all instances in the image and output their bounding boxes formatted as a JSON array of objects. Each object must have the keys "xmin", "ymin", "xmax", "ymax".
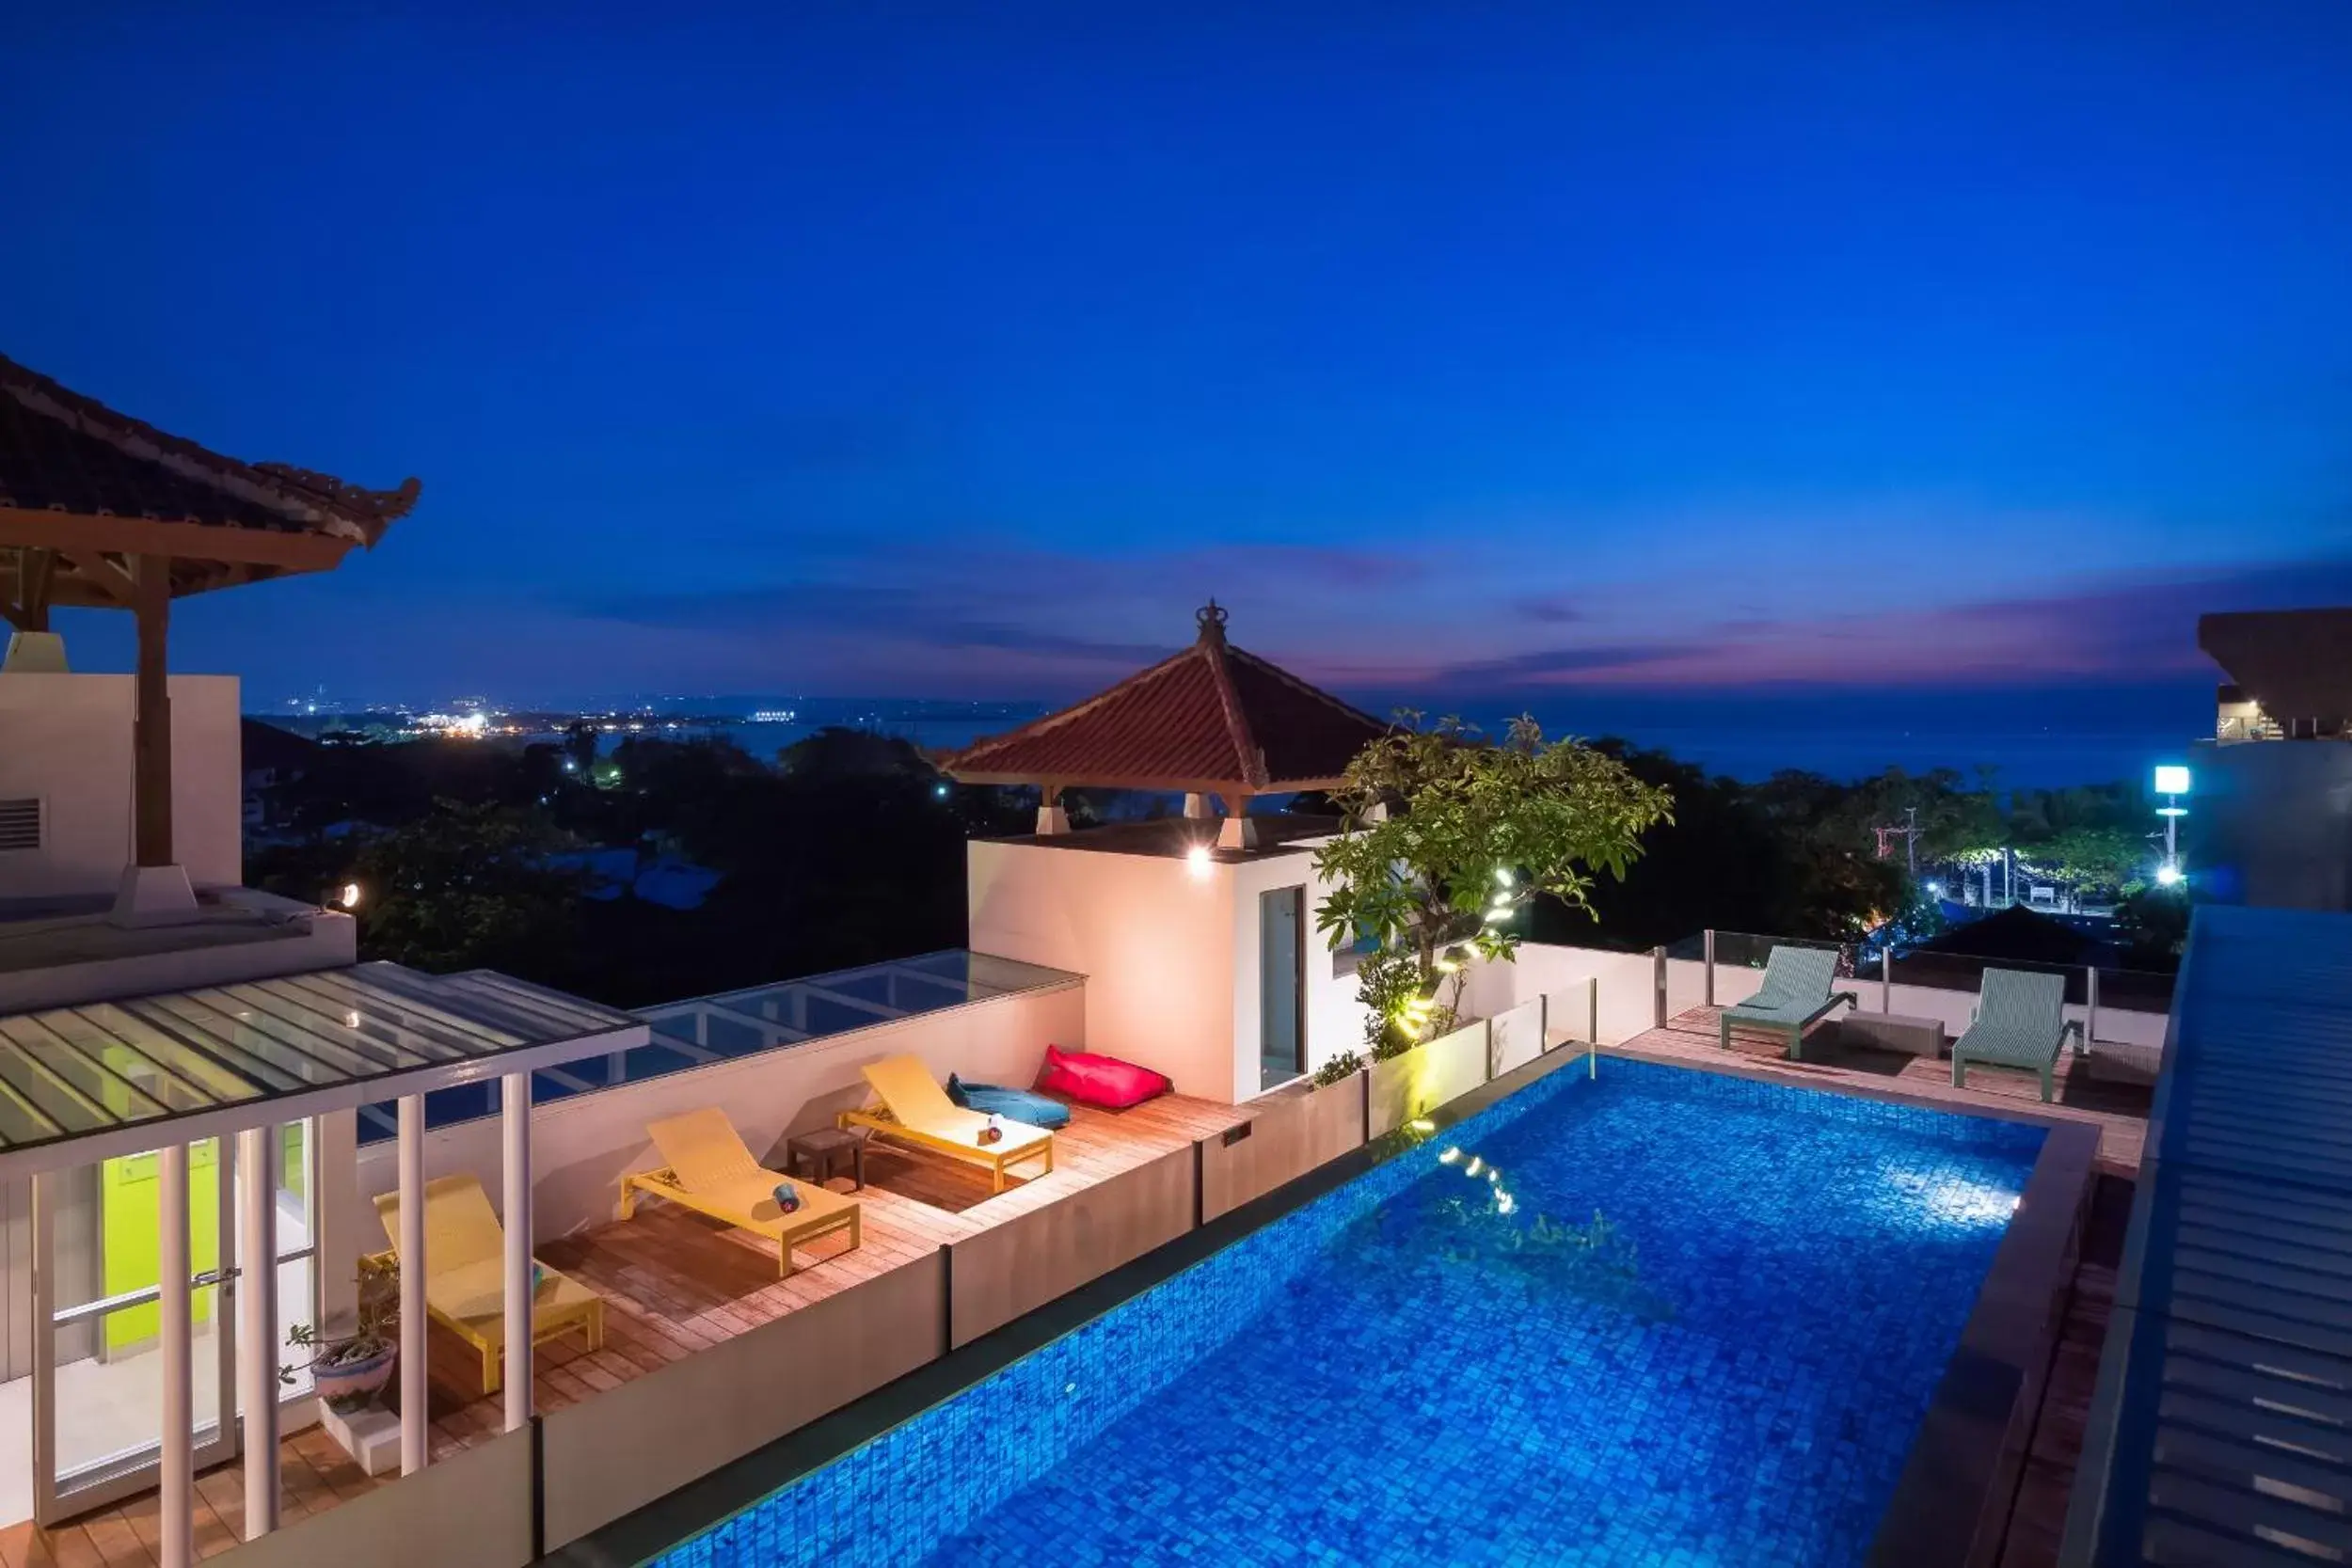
[
  {"xmin": 336, "ymin": 881, "xmax": 362, "ymax": 911},
  {"xmin": 1184, "ymin": 844, "xmax": 1213, "ymax": 880}
]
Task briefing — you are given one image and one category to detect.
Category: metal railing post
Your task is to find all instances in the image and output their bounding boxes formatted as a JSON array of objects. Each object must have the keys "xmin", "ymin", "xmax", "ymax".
[
  {"xmin": 1882, "ymin": 946, "xmax": 1893, "ymax": 1013},
  {"xmin": 1652, "ymin": 945, "xmax": 1667, "ymax": 1028},
  {"xmin": 2087, "ymin": 966, "xmax": 2100, "ymax": 1051},
  {"xmin": 1703, "ymin": 929, "xmax": 1717, "ymax": 1007},
  {"xmin": 1587, "ymin": 976, "xmax": 1599, "ymax": 1079}
]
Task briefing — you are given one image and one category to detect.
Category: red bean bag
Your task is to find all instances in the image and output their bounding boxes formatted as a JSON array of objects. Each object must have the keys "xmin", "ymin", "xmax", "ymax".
[{"xmin": 1036, "ymin": 1044, "xmax": 1171, "ymax": 1109}]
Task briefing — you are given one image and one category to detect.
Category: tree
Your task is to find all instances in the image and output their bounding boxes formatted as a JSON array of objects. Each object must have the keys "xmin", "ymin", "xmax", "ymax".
[
  {"xmin": 2112, "ymin": 884, "xmax": 2193, "ymax": 969},
  {"xmin": 1312, "ymin": 715, "xmax": 1673, "ymax": 1061},
  {"xmin": 339, "ymin": 800, "xmax": 591, "ymax": 979},
  {"xmin": 2025, "ymin": 826, "xmax": 2151, "ymax": 899}
]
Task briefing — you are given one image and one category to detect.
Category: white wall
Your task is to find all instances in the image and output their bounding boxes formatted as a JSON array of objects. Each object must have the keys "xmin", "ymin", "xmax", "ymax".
[
  {"xmin": 1229, "ymin": 848, "xmax": 1371, "ymax": 1096},
  {"xmin": 349, "ymin": 981, "xmax": 1086, "ymax": 1244},
  {"xmin": 1468, "ymin": 943, "xmax": 1662, "ymax": 1045},
  {"xmin": 969, "ymin": 839, "xmax": 1239, "ymax": 1101},
  {"xmin": 0, "ymin": 673, "xmax": 240, "ymax": 897}
]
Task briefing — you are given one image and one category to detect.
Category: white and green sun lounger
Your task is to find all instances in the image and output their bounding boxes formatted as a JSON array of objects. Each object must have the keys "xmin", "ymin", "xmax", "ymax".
[
  {"xmin": 1951, "ymin": 967, "xmax": 2083, "ymax": 1102},
  {"xmin": 1718, "ymin": 945, "xmax": 1858, "ymax": 1060}
]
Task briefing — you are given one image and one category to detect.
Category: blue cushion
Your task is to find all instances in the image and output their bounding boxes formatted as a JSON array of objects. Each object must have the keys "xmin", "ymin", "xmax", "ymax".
[{"xmin": 946, "ymin": 1073, "xmax": 1072, "ymax": 1131}]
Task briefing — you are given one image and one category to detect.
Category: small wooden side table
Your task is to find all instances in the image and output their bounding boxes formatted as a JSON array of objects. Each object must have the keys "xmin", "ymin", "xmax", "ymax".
[
  {"xmin": 786, "ymin": 1127, "xmax": 867, "ymax": 1190},
  {"xmin": 1838, "ymin": 1011, "xmax": 1947, "ymax": 1059}
]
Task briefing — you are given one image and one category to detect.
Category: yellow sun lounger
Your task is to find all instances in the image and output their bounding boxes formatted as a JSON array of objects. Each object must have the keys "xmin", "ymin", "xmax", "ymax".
[
  {"xmin": 372, "ymin": 1174, "xmax": 604, "ymax": 1396},
  {"xmin": 837, "ymin": 1054, "xmax": 1056, "ymax": 1194},
  {"xmin": 621, "ymin": 1108, "xmax": 862, "ymax": 1275}
]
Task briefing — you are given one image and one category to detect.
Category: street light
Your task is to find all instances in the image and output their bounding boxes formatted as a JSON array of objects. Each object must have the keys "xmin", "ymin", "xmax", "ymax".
[{"xmin": 2153, "ymin": 765, "xmax": 2190, "ymax": 887}]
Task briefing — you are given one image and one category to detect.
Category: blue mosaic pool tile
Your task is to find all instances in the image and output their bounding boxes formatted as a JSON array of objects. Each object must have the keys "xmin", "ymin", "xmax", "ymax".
[{"xmin": 650, "ymin": 1059, "xmax": 2041, "ymax": 1568}]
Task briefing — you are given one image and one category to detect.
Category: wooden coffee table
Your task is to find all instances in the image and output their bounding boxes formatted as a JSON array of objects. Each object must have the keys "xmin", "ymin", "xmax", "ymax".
[
  {"xmin": 1837, "ymin": 1012, "xmax": 1947, "ymax": 1059},
  {"xmin": 786, "ymin": 1127, "xmax": 868, "ymax": 1190}
]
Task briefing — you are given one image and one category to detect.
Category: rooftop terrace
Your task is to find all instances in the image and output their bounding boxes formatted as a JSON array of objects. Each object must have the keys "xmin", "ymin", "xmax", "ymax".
[{"xmin": 8, "ymin": 1088, "xmax": 1249, "ymax": 1563}]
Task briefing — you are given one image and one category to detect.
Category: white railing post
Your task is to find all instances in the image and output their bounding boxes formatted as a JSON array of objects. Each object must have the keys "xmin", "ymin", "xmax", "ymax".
[
  {"xmin": 1703, "ymin": 929, "xmax": 1716, "ymax": 1007},
  {"xmin": 237, "ymin": 1124, "xmax": 280, "ymax": 1538},
  {"xmin": 501, "ymin": 1071, "xmax": 534, "ymax": 1433},
  {"xmin": 159, "ymin": 1143, "xmax": 194, "ymax": 1568},
  {"xmin": 397, "ymin": 1095, "xmax": 429, "ymax": 1475}
]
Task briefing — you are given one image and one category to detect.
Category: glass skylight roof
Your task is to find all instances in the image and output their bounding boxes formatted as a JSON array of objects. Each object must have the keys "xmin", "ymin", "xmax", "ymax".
[
  {"xmin": 0, "ymin": 963, "xmax": 642, "ymax": 1175},
  {"xmin": 353, "ymin": 950, "xmax": 1079, "ymax": 1143}
]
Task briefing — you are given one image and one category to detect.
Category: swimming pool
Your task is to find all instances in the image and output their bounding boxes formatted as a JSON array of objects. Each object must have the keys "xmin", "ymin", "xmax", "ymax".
[{"xmin": 651, "ymin": 1057, "xmax": 2045, "ymax": 1567}]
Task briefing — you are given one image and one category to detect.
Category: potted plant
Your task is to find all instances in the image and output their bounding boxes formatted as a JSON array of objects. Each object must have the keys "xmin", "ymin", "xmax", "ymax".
[{"xmin": 284, "ymin": 1255, "xmax": 399, "ymax": 1414}]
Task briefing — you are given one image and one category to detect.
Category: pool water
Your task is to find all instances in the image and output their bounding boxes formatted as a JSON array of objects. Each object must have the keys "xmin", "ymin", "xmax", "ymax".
[{"xmin": 653, "ymin": 1058, "xmax": 2043, "ymax": 1568}]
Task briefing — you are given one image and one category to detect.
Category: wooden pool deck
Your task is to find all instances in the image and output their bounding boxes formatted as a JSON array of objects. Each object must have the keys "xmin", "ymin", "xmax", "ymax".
[
  {"xmin": 1615, "ymin": 1006, "xmax": 2154, "ymax": 1178},
  {"xmin": 4, "ymin": 1091, "xmax": 1248, "ymax": 1566}
]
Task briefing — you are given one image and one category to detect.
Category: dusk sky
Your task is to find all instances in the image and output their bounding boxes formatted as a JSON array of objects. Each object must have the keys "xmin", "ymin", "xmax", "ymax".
[{"xmin": 12, "ymin": 4, "xmax": 2351, "ymax": 724}]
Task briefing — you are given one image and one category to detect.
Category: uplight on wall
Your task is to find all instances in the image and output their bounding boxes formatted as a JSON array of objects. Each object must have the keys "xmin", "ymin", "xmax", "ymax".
[{"xmin": 1184, "ymin": 844, "xmax": 1213, "ymax": 880}]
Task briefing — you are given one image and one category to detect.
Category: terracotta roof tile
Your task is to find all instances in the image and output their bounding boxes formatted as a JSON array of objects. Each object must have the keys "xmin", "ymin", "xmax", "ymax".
[
  {"xmin": 0, "ymin": 352, "xmax": 419, "ymax": 541},
  {"xmin": 942, "ymin": 604, "xmax": 1391, "ymax": 794}
]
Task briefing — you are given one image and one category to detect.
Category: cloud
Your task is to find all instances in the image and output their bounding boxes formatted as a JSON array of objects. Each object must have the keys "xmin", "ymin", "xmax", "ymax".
[
  {"xmin": 1411, "ymin": 553, "xmax": 2352, "ymax": 694},
  {"xmin": 581, "ymin": 582, "xmax": 1174, "ymax": 664},
  {"xmin": 1430, "ymin": 642, "xmax": 1716, "ymax": 683},
  {"xmin": 1512, "ymin": 593, "xmax": 1584, "ymax": 625}
]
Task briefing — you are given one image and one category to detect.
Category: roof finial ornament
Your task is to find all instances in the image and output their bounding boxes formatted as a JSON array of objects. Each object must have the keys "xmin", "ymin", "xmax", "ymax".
[{"xmin": 1196, "ymin": 598, "xmax": 1229, "ymax": 643}]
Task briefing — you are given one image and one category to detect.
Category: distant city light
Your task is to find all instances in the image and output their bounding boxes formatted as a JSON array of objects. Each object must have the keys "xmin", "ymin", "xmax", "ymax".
[
  {"xmin": 934, "ymin": 783, "xmax": 951, "ymax": 799},
  {"xmin": 2153, "ymin": 765, "xmax": 2192, "ymax": 797}
]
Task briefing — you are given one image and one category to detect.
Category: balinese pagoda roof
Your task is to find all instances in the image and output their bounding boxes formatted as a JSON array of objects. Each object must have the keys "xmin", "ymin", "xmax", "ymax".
[
  {"xmin": 0, "ymin": 351, "xmax": 419, "ymax": 607},
  {"xmin": 941, "ymin": 603, "xmax": 1392, "ymax": 796}
]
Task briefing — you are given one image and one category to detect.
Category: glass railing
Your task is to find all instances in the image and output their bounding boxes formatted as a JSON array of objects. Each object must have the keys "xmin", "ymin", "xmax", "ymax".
[
  {"xmin": 356, "ymin": 950, "xmax": 1080, "ymax": 1143},
  {"xmin": 1674, "ymin": 928, "xmax": 2176, "ymax": 1012}
]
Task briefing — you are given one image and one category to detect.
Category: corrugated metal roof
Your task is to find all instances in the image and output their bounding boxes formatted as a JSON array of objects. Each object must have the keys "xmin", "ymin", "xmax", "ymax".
[
  {"xmin": 2065, "ymin": 904, "xmax": 2352, "ymax": 1565},
  {"xmin": 941, "ymin": 604, "xmax": 1391, "ymax": 794},
  {"xmin": 0, "ymin": 962, "xmax": 642, "ymax": 1179}
]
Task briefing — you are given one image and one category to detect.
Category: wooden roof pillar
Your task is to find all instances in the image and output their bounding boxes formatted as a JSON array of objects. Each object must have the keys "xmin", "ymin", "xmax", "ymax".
[
  {"xmin": 132, "ymin": 553, "xmax": 174, "ymax": 870},
  {"xmin": 1038, "ymin": 781, "xmax": 1071, "ymax": 837}
]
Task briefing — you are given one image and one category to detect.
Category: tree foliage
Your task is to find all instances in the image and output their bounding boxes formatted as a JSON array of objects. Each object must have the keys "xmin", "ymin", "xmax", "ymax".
[
  {"xmin": 342, "ymin": 800, "xmax": 590, "ymax": 978},
  {"xmin": 2024, "ymin": 826, "xmax": 2152, "ymax": 894},
  {"xmin": 1313, "ymin": 715, "xmax": 1673, "ymax": 1052}
]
